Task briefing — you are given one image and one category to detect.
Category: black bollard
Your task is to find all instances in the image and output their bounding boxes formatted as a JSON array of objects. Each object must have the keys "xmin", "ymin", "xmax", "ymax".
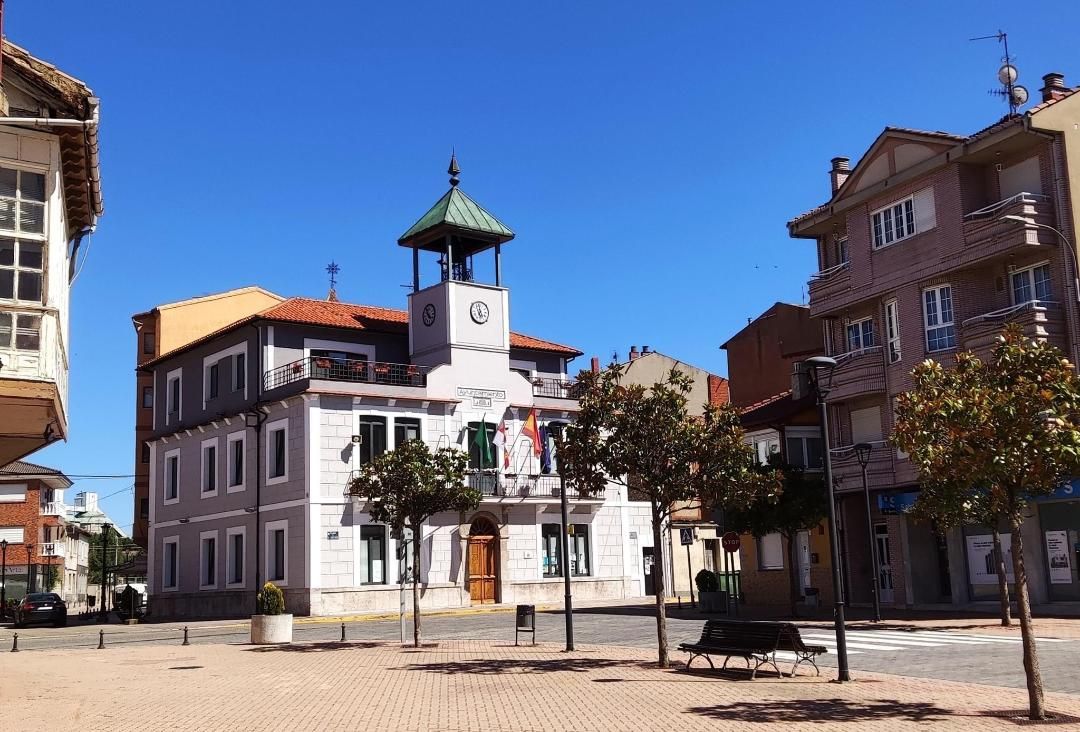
[
  {"xmin": 97, "ymin": 629, "xmax": 104, "ymax": 649},
  {"xmin": 11, "ymin": 633, "xmax": 18, "ymax": 652},
  {"xmin": 340, "ymin": 623, "xmax": 346, "ymax": 642},
  {"xmin": 182, "ymin": 626, "xmax": 190, "ymax": 646}
]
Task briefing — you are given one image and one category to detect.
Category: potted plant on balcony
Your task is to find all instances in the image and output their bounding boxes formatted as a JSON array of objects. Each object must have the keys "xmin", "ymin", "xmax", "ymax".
[
  {"xmin": 695, "ymin": 569, "xmax": 726, "ymax": 613},
  {"xmin": 250, "ymin": 581, "xmax": 292, "ymax": 644}
]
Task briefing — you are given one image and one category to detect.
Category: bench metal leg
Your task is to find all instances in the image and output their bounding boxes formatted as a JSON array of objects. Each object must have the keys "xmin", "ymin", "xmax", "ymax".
[
  {"xmin": 788, "ymin": 652, "xmax": 821, "ymax": 677},
  {"xmin": 687, "ymin": 652, "xmax": 715, "ymax": 670},
  {"xmin": 750, "ymin": 653, "xmax": 781, "ymax": 680}
]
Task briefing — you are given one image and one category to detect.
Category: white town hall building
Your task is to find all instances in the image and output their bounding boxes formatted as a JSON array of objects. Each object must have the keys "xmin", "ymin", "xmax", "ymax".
[{"xmin": 143, "ymin": 160, "xmax": 656, "ymax": 617}]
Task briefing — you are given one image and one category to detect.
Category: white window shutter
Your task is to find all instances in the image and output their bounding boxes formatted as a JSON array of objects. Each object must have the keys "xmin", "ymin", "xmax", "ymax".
[
  {"xmin": 914, "ymin": 188, "xmax": 936, "ymax": 233},
  {"xmin": 760, "ymin": 532, "xmax": 784, "ymax": 569},
  {"xmin": 0, "ymin": 526, "xmax": 24, "ymax": 543},
  {"xmin": 850, "ymin": 406, "xmax": 883, "ymax": 443}
]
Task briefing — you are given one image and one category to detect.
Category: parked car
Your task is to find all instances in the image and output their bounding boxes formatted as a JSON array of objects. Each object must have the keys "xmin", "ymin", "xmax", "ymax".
[{"xmin": 13, "ymin": 593, "xmax": 67, "ymax": 628}]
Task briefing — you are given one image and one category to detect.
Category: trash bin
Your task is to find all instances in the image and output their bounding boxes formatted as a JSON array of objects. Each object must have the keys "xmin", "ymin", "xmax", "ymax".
[
  {"xmin": 803, "ymin": 587, "xmax": 819, "ymax": 608},
  {"xmin": 515, "ymin": 604, "xmax": 536, "ymax": 646}
]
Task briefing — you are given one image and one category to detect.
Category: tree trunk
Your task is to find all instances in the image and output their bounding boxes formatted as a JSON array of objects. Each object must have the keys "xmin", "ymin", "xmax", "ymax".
[
  {"xmin": 650, "ymin": 501, "xmax": 669, "ymax": 667},
  {"xmin": 992, "ymin": 527, "xmax": 1012, "ymax": 627},
  {"xmin": 1009, "ymin": 515, "xmax": 1045, "ymax": 720},
  {"xmin": 786, "ymin": 533, "xmax": 801, "ymax": 618},
  {"xmin": 412, "ymin": 521, "xmax": 422, "ymax": 648}
]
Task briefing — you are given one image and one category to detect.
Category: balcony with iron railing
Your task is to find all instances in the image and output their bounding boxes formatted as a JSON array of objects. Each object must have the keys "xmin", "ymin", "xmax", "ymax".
[
  {"xmin": 530, "ymin": 376, "xmax": 580, "ymax": 400},
  {"xmin": 961, "ymin": 192, "xmax": 1056, "ymax": 266},
  {"xmin": 808, "ymin": 260, "xmax": 852, "ymax": 304},
  {"xmin": 960, "ymin": 300, "xmax": 1067, "ymax": 361},
  {"xmin": 828, "ymin": 442, "xmax": 896, "ymax": 493},
  {"xmin": 824, "ymin": 346, "xmax": 886, "ymax": 403},
  {"xmin": 469, "ymin": 472, "xmax": 602, "ymax": 501},
  {"xmin": 264, "ymin": 356, "xmax": 431, "ymax": 393}
]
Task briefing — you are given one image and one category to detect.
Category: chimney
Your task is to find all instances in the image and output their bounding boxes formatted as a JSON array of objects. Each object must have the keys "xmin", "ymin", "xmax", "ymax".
[
  {"xmin": 629, "ymin": 345, "xmax": 640, "ymax": 361},
  {"xmin": 1040, "ymin": 72, "xmax": 1068, "ymax": 103},
  {"xmin": 829, "ymin": 157, "xmax": 850, "ymax": 193},
  {"xmin": 591, "ymin": 356, "xmax": 600, "ymax": 373},
  {"xmin": 642, "ymin": 345, "xmax": 651, "ymax": 354}
]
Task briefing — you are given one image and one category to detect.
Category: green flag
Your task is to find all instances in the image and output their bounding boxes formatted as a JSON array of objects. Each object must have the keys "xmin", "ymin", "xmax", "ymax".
[{"xmin": 473, "ymin": 417, "xmax": 493, "ymax": 468}]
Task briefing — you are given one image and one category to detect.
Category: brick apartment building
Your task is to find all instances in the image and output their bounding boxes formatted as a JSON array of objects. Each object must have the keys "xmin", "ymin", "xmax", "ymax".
[
  {"xmin": 0, "ymin": 460, "xmax": 87, "ymax": 606},
  {"xmin": 721, "ymin": 302, "xmax": 833, "ymax": 609},
  {"xmin": 789, "ymin": 73, "xmax": 1080, "ymax": 609}
]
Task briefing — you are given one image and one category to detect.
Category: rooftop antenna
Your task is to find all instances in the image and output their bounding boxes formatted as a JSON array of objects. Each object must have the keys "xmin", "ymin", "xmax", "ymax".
[
  {"xmin": 970, "ymin": 30, "xmax": 1028, "ymax": 114},
  {"xmin": 326, "ymin": 261, "xmax": 340, "ymax": 302}
]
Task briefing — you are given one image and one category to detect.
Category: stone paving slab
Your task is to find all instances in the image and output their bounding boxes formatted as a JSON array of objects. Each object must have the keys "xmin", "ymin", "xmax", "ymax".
[{"xmin": 3, "ymin": 640, "xmax": 1080, "ymax": 731}]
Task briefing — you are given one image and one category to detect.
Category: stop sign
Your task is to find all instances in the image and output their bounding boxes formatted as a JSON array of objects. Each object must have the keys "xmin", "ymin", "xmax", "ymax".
[{"xmin": 721, "ymin": 531, "xmax": 740, "ymax": 553}]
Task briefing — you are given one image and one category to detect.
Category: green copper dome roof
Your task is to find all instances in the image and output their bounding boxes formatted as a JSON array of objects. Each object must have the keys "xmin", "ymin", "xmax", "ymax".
[{"xmin": 398, "ymin": 186, "xmax": 514, "ymax": 246}]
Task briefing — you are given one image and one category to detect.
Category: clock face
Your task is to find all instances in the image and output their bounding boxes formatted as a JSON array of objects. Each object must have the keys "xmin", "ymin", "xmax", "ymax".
[
  {"xmin": 470, "ymin": 301, "xmax": 490, "ymax": 324},
  {"xmin": 422, "ymin": 303, "xmax": 436, "ymax": 327}
]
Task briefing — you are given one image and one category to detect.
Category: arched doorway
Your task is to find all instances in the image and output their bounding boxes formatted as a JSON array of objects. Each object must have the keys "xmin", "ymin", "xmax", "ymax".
[{"xmin": 468, "ymin": 517, "xmax": 499, "ymax": 604}]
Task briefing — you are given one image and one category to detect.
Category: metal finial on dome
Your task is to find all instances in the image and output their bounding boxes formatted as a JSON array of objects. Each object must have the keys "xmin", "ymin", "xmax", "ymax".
[{"xmin": 448, "ymin": 151, "xmax": 460, "ymax": 187}]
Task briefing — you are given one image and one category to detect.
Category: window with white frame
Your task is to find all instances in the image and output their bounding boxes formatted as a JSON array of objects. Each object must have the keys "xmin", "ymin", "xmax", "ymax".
[
  {"xmin": 872, "ymin": 196, "xmax": 915, "ymax": 248},
  {"xmin": 162, "ymin": 537, "xmax": 179, "ymax": 591},
  {"xmin": 1011, "ymin": 263, "xmax": 1052, "ymax": 305},
  {"xmin": 166, "ymin": 368, "xmax": 182, "ymax": 423},
  {"xmin": 266, "ymin": 418, "xmax": 288, "ymax": 483},
  {"xmin": 393, "ymin": 417, "xmax": 421, "ymax": 448},
  {"xmin": 226, "ymin": 431, "xmax": 245, "ymax": 491},
  {"xmin": 752, "ymin": 436, "xmax": 780, "ymax": 466},
  {"xmin": 0, "ymin": 238, "xmax": 43, "ymax": 304},
  {"xmin": 846, "ymin": 317, "xmax": 875, "ymax": 352},
  {"xmin": 356, "ymin": 416, "xmax": 387, "ymax": 465},
  {"xmin": 266, "ymin": 520, "xmax": 287, "ymax": 584},
  {"xmin": 207, "ymin": 362, "xmax": 220, "ymax": 400},
  {"xmin": 234, "ymin": 353, "xmax": 246, "ymax": 392},
  {"xmin": 358, "ymin": 525, "xmax": 386, "ymax": 584},
  {"xmin": 199, "ymin": 531, "xmax": 217, "ymax": 589},
  {"xmin": 164, "ymin": 448, "xmax": 180, "ymax": 503},
  {"xmin": 757, "ymin": 532, "xmax": 784, "ymax": 570},
  {"xmin": 142, "ymin": 386, "xmax": 154, "ymax": 409},
  {"xmin": 0, "ymin": 484, "xmax": 26, "ymax": 503},
  {"xmin": 226, "ymin": 527, "xmax": 245, "ymax": 587},
  {"xmin": 884, "ymin": 299, "xmax": 901, "ymax": 363},
  {"xmin": 923, "ymin": 285, "xmax": 956, "ymax": 352},
  {"xmin": 201, "ymin": 438, "xmax": 218, "ymax": 496},
  {"xmin": 0, "ymin": 526, "xmax": 24, "ymax": 543},
  {"xmin": 0, "ymin": 168, "xmax": 46, "ymax": 236},
  {"xmin": 785, "ymin": 433, "xmax": 824, "ymax": 470},
  {"xmin": 0, "ymin": 311, "xmax": 40, "ymax": 352},
  {"xmin": 570, "ymin": 524, "xmax": 591, "ymax": 577}
]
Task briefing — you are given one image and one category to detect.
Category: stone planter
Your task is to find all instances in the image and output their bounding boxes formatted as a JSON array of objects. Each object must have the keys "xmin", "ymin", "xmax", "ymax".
[
  {"xmin": 250, "ymin": 613, "xmax": 293, "ymax": 644},
  {"xmin": 699, "ymin": 591, "xmax": 728, "ymax": 614}
]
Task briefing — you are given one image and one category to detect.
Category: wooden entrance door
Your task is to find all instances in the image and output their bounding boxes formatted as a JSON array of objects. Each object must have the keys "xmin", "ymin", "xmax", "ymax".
[{"xmin": 468, "ymin": 519, "xmax": 498, "ymax": 604}]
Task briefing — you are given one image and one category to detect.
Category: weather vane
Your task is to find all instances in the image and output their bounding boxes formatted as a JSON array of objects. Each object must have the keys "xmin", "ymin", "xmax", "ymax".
[
  {"xmin": 326, "ymin": 261, "xmax": 340, "ymax": 290},
  {"xmin": 970, "ymin": 30, "xmax": 1029, "ymax": 115}
]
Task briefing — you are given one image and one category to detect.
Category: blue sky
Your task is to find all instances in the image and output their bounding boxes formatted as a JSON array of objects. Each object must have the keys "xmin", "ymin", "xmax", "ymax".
[{"xmin": 11, "ymin": 0, "xmax": 1079, "ymax": 529}]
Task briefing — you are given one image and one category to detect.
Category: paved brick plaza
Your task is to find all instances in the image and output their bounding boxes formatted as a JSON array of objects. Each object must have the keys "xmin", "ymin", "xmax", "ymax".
[{"xmin": 3, "ymin": 640, "xmax": 1080, "ymax": 731}]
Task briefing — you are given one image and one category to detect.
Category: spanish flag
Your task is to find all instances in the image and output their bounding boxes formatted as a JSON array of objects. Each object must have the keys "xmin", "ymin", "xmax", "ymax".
[{"xmin": 521, "ymin": 408, "xmax": 542, "ymax": 457}]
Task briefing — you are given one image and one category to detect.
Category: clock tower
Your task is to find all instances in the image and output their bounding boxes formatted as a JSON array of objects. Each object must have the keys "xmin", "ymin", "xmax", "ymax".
[{"xmin": 401, "ymin": 156, "xmax": 514, "ymax": 370}]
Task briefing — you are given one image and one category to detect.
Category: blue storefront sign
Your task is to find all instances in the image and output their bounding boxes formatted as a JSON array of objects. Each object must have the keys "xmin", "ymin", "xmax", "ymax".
[
  {"xmin": 1034, "ymin": 480, "xmax": 1078, "ymax": 502},
  {"xmin": 878, "ymin": 491, "xmax": 919, "ymax": 515}
]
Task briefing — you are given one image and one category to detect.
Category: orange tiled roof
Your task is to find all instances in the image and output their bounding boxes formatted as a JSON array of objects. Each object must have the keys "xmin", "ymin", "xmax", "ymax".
[
  {"xmin": 738, "ymin": 391, "xmax": 792, "ymax": 415},
  {"xmin": 140, "ymin": 296, "xmax": 581, "ymax": 368}
]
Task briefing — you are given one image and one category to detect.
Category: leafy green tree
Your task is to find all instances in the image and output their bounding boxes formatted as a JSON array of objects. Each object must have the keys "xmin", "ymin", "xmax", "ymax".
[
  {"xmin": 558, "ymin": 366, "xmax": 781, "ymax": 666},
  {"xmin": 894, "ymin": 325, "xmax": 1080, "ymax": 720},
  {"xmin": 346, "ymin": 439, "xmax": 475, "ymax": 647},
  {"xmin": 725, "ymin": 458, "xmax": 827, "ymax": 616}
]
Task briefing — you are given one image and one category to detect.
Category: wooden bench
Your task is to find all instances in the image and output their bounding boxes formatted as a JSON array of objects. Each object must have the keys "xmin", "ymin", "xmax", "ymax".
[{"xmin": 678, "ymin": 619, "xmax": 828, "ymax": 678}]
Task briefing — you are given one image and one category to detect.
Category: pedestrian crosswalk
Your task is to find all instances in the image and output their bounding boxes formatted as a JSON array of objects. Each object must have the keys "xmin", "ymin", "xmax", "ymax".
[{"xmin": 778, "ymin": 628, "xmax": 1072, "ymax": 662}]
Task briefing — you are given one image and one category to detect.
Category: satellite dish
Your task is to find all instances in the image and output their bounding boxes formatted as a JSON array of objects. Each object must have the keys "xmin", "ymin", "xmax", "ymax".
[
  {"xmin": 1011, "ymin": 85, "xmax": 1029, "ymax": 105},
  {"xmin": 998, "ymin": 63, "xmax": 1018, "ymax": 85}
]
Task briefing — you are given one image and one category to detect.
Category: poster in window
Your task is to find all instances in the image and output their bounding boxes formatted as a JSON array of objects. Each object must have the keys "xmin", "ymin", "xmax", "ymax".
[
  {"xmin": 965, "ymin": 534, "xmax": 1015, "ymax": 585},
  {"xmin": 1045, "ymin": 530, "xmax": 1072, "ymax": 584}
]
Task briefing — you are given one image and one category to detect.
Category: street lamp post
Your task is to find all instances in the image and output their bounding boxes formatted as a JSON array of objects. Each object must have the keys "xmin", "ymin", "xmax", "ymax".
[
  {"xmin": 25, "ymin": 542, "xmax": 34, "ymax": 595},
  {"xmin": 246, "ymin": 408, "xmax": 269, "ymax": 615},
  {"xmin": 854, "ymin": 442, "xmax": 882, "ymax": 623},
  {"xmin": 1, "ymin": 538, "xmax": 8, "ymax": 610},
  {"xmin": 804, "ymin": 355, "xmax": 851, "ymax": 682}
]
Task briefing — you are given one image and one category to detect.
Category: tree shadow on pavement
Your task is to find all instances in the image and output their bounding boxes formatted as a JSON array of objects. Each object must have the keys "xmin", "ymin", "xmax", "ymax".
[
  {"xmin": 244, "ymin": 642, "xmax": 383, "ymax": 653},
  {"xmin": 687, "ymin": 698, "xmax": 952, "ymax": 723},
  {"xmin": 972, "ymin": 710, "xmax": 1080, "ymax": 726},
  {"xmin": 395, "ymin": 656, "xmax": 653, "ymax": 675}
]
